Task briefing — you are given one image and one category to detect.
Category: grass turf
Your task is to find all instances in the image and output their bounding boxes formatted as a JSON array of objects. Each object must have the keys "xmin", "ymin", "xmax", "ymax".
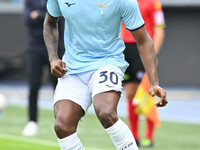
[{"xmin": 0, "ymin": 106, "xmax": 200, "ymax": 150}]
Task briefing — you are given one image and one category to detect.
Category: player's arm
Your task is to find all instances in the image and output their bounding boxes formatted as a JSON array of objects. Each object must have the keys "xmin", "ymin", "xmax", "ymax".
[
  {"xmin": 152, "ymin": 0, "xmax": 166, "ymax": 54},
  {"xmin": 43, "ymin": 13, "xmax": 67, "ymax": 78},
  {"xmin": 153, "ymin": 27, "xmax": 165, "ymax": 54},
  {"xmin": 130, "ymin": 26, "xmax": 168, "ymax": 107}
]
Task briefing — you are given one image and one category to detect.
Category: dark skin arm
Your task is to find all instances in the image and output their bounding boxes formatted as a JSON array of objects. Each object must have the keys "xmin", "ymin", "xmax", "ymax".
[
  {"xmin": 131, "ymin": 26, "xmax": 168, "ymax": 107},
  {"xmin": 43, "ymin": 13, "xmax": 67, "ymax": 78}
]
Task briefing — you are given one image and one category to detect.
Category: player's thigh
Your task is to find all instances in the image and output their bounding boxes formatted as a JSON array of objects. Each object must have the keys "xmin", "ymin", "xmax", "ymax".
[
  {"xmin": 54, "ymin": 100, "xmax": 84, "ymax": 126},
  {"xmin": 93, "ymin": 90, "xmax": 120, "ymax": 115},
  {"xmin": 124, "ymin": 81, "xmax": 139, "ymax": 100}
]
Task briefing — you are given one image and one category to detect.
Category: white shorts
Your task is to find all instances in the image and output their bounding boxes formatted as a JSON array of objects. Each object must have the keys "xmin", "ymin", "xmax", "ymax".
[{"xmin": 54, "ymin": 65, "xmax": 124, "ymax": 112}]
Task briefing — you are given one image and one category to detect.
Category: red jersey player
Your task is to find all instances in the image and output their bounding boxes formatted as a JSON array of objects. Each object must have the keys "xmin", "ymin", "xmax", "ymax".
[{"xmin": 121, "ymin": 0, "xmax": 165, "ymax": 147}]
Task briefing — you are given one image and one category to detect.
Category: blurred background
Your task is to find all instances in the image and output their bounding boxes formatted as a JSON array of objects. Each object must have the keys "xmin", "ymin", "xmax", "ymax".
[{"xmin": 0, "ymin": 0, "xmax": 200, "ymax": 150}]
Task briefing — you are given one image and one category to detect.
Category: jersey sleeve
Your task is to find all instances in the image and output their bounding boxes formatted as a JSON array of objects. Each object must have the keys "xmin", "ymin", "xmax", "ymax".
[
  {"xmin": 47, "ymin": 0, "xmax": 61, "ymax": 17},
  {"xmin": 152, "ymin": 0, "xmax": 165, "ymax": 28},
  {"xmin": 121, "ymin": 0, "xmax": 144, "ymax": 31}
]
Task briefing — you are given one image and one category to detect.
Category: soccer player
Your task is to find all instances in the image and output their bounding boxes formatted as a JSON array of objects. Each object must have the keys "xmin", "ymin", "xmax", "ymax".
[
  {"xmin": 43, "ymin": 0, "xmax": 168, "ymax": 149},
  {"xmin": 120, "ymin": 0, "xmax": 165, "ymax": 147}
]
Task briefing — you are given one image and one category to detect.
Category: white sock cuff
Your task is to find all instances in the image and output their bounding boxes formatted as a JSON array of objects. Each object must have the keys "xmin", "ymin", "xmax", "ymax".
[
  {"xmin": 58, "ymin": 132, "xmax": 84, "ymax": 150},
  {"xmin": 105, "ymin": 118, "xmax": 127, "ymax": 134},
  {"xmin": 58, "ymin": 132, "xmax": 77, "ymax": 142}
]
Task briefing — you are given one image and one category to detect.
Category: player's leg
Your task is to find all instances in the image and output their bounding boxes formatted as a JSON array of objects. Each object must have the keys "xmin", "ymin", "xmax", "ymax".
[
  {"xmin": 53, "ymin": 74, "xmax": 92, "ymax": 150},
  {"xmin": 28, "ymin": 50, "xmax": 43, "ymax": 123},
  {"xmin": 93, "ymin": 91, "xmax": 119, "ymax": 128},
  {"xmin": 54, "ymin": 100, "xmax": 85, "ymax": 150},
  {"xmin": 91, "ymin": 65, "xmax": 139, "ymax": 150},
  {"xmin": 94, "ymin": 92, "xmax": 139, "ymax": 150},
  {"xmin": 22, "ymin": 47, "xmax": 43, "ymax": 136},
  {"xmin": 124, "ymin": 82, "xmax": 140, "ymax": 145},
  {"xmin": 141, "ymin": 118, "xmax": 154, "ymax": 147},
  {"xmin": 123, "ymin": 43, "xmax": 145, "ymax": 146}
]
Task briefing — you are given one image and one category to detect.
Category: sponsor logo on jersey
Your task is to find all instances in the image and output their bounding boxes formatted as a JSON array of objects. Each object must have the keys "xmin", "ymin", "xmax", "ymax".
[
  {"xmin": 65, "ymin": 2, "xmax": 75, "ymax": 7},
  {"xmin": 105, "ymin": 84, "xmax": 114, "ymax": 88}
]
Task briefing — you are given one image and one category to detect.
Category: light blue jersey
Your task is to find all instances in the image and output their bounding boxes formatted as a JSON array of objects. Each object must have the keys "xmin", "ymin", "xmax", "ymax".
[{"xmin": 47, "ymin": 0, "xmax": 144, "ymax": 74}]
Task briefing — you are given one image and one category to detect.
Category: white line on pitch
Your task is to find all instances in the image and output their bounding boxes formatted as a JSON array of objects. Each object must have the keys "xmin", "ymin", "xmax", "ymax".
[{"xmin": 0, "ymin": 133, "xmax": 103, "ymax": 150}]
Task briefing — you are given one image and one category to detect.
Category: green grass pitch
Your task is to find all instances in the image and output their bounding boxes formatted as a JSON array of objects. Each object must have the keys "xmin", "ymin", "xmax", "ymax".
[{"xmin": 0, "ymin": 106, "xmax": 200, "ymax": 150}]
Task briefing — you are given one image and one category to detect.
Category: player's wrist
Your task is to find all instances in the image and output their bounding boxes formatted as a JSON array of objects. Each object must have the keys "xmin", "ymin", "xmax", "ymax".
[
  {"xmin": 150, "ymin": 80, "xmax": 159, "ymax": 87},
  {"xmin": 49, "ymin": 56, "xmax": 59, "ymax": 62}
]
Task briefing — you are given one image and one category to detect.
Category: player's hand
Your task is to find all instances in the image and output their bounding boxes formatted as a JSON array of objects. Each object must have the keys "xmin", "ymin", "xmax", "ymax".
[
  {"xmin": 49, "ymin": 58, "xmax": 67, "ymax": 78},
  {"xmin": 30, "ymin": 10, "xmax": 40, "ymax": 19},
  {"xmin": 149, "ymin": 85, "xmax": 168, "ymax": 107}
]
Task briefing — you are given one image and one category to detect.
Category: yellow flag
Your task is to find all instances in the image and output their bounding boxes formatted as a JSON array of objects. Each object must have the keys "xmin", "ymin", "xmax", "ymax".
[{"xmin": 133, "ymin": 73, "xmax": 160, "ymax": 127}]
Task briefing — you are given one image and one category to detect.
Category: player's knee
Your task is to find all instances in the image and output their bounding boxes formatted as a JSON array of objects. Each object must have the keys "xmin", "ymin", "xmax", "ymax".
[
  {"xmin": 54, "ymin": 120, "xmax": 76, "ymax": 138},
  {"xmin": 97, "ymin": 110, "xmax": 118, "ymax": 129}
]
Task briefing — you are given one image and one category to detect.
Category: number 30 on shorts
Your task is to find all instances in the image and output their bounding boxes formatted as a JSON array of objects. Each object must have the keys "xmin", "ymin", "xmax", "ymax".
[{"xmin": 99, "ymin": 71, "xmax": 118, "ymax": 85}]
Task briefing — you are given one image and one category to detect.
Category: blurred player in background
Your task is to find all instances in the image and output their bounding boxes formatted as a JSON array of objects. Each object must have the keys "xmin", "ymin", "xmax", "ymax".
[
  {"xmin": 43, "ymin": 0, "xmax": 167, "ymax": 149},
  {"xmin": 22, "ymin": 0, "xmax": 64, "ymax": 136},
  {"xmin": 121, "ymin": 0, "xmax": 165, "ymax": 147}
]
